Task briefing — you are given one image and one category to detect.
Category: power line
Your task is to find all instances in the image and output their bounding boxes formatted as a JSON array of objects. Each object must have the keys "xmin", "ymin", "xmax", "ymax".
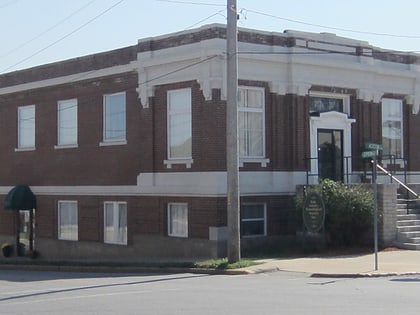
[
  {"xmin": 243, "ymin": 8, "xmax": 420, "ymax": 40},
  {"xmin": 0, "ymin": 0, "xmax": 124, "ymax": 74},
  {"xmin": 156, "ymin": 0, "xmax": 225, "ymax": 7},
  {"xmin": 0, "ymin": 0, "xmax": 97, "ymax": 60},
  {"xmin": 185, "ymin": 9, "xmax": 225, "ymax": 29}
]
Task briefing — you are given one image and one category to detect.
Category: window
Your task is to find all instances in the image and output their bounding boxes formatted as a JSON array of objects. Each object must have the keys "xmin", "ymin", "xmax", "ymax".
[
  {"xmin": 103, "ymin": 92, "xmax": 126, "ymax": 143},
  {"xmin": 241, "ymin": 203, "xmax": 266, "ymax": 237},
  {"xmin": 382, "ymin": 98, "xmax": 403, "ymax": 158},
  {"xmin": 238, "ymin": 87, "xmax": 265, "ymax": 158},
  {"xmin": 309, "ymin": 93, "xmax": 350, "ymax": 114},
  {"xmin": 310, "ymin": 97, "xmax": 343, "ymax": 113},
  {"xmin": 17, "ymin": 105, "xmax": 35, "ymax": 149},
  {"xmin": 104, "ymin": 202, "xmax": 127, "ymax": 245},
  {"xmin": 168, "ymin": 203, "xmax": 188, "ymax": 238},
  {"xmin": 57, "ymin": 99, "xmax": 78, "ymax": 146},
  {"xmin": 167, "ymin": 88, "xmax": 192, "ymax": 159},
  {"xmin": 58, "ymin": 201, "xmax": 78, "ymax": 241}
]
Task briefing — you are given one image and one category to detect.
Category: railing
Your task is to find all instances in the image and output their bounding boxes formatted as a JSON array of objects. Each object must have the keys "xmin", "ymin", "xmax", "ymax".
[
  {"xmin": 304, "ymin": 155, "xmax": 409, "ymax": 186},
  {"xmin": 376, "ymin": 163, "xmax": 419, "ymax": 199}
]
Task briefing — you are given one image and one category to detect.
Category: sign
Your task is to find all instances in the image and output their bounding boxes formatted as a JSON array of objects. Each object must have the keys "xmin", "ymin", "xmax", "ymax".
[
  {"xmin": 303, "ymin": 192, "xmax": 326, "ymax": 233},
  {"xmin": 361, "ymin": 150, "xmax": 377, "ymax": 159},
  {"xmin": 365, "ymin": 142, "xmax": 383, "ymax": 151}
]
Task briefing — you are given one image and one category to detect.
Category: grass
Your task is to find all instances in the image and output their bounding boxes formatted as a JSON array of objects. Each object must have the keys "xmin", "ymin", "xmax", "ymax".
[{"xmin": 194, "ymin": 258, "xmax": 258, "ymax": 270}]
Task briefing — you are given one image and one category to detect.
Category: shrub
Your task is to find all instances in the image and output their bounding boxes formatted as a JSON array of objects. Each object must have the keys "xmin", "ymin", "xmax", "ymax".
[{"xmin": 296, "ymin": 179, "xmax": 373, "ymax": 246}]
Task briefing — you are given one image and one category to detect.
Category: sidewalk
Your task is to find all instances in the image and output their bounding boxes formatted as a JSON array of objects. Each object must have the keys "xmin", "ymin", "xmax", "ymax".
[{"xmin": 242, "ymin": 249, "xmax": 420, "ymax": 277}]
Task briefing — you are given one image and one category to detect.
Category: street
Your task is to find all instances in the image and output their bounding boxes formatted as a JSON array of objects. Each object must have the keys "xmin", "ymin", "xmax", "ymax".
[{"xmin": 0, "ymin": 269, "xmax": 419, "ymax": 314}]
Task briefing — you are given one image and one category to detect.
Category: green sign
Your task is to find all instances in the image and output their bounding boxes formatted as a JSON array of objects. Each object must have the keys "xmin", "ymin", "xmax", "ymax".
[
  {"xmin": 365, "ymin": 142, "xmax": 383, "ymax": 151},
  {"xmin": 361, "ymin": 150, "xmax": 377, "ymax": 159},
  {"xmin": 303, "ymin": 192, "xmax": 326, "ymax": 233}
]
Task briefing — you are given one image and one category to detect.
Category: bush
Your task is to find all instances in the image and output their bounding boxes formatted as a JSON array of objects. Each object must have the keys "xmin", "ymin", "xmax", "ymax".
[{"xmin": 296, "ymin": 179, "xmax": 373, "ymax": 246}]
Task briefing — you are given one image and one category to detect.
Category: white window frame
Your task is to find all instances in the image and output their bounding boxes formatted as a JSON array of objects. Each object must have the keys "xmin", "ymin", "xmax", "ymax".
[
  {"xmin": 238, "ymin": 86, "xmax": 269, "ymax": 167},
  {"xmin": 241, "ymin": 203, "xmax": 267, "ymax": 238},
  {"xmin": 167, "ymin": 203, "xmax": 188, "ymax": 238},
  {"xmin": 101, "ymin": 92, "xmax": 127, "ymax": 146},
  {"xmin": 56, "ymin": 99, "xmax": 78, "ymax": 148},
  {"xmin": 57, "ymin": 200, "xmax": 78, "ymax": 241},
  {"xmin": 104, "ymin": 201, "xmax": 127, "ymax": 245},
  {"xmin": 16, "ymin": 105, "xmax": 35, "ymax": 151},
  {"xmin": 381, "ymin": 98, "xmax": 403, "ymax": 160},
  {"xmin": 164, "ymin": 88, "xmax": 193, "ymax": 168}
]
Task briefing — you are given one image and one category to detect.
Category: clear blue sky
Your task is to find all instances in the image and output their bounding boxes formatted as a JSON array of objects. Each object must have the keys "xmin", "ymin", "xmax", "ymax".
[{"xmin": 1, "ymin": 0, "xmax": 420, "ymax": 74}]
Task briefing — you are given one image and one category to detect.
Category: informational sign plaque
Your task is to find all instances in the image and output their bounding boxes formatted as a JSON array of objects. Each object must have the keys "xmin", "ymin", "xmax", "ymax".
[{"xmin": 303, "ymin": 192, "xmax": 326, "ymax": 233}]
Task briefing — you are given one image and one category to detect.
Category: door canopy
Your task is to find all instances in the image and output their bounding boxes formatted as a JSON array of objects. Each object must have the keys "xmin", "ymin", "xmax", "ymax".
[{"xmin": 4, "ymin": 184, "xmax": 37, "ymax": 210}]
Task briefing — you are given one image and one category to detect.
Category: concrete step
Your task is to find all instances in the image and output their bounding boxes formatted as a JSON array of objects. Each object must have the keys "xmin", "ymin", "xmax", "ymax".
[
  {"xmin": 396, "ymin": 219, "xmax": 420, "ymax": 227},
  {"xmin": 397, "ymin": 210, "xmax": 420, "ymax": 217},
  {"xmin": 396, "ymin": 226, "xmax": 420, "ymax": 233},
  {"xmin": 394, "ymin": 241, "xmax": 420, "ymax": 250},
  {"xmin": 397, "ymin": 233, "xmax": 420, "ymax": 243}
]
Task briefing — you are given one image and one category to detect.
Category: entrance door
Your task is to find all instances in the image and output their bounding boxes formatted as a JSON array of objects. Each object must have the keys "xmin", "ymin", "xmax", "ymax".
[{"xmin": 317, "ymin": 129, "xmax": 343, "ymax": 181}]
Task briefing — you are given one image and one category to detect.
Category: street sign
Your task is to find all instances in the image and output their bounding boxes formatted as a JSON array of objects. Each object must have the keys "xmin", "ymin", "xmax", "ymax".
[
  {"xmin": 365, "ymin": 142, "xmax": 383, "ymax": 151},
  {"xmin": 361, "ymin": 150, "xmax": 377, "ymax": 159}
]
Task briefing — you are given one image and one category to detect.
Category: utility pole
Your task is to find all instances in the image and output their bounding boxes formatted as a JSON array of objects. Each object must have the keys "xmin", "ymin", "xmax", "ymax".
[{"xmin": 226, "ymin": 0, "xmax": 240, "ymax": 263}]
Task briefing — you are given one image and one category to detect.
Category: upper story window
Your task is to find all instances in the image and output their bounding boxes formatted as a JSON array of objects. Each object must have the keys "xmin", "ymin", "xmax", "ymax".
[
  {"xmin": 57, "ymin": 99, "xmax": 78, "ymax": 147},
  {"xmin": 102, "ymin": 92, "xmax": 126, "ymax": 145},
  {"xmin": 104, "ymin": 201, "xmax": 127, "ymax": 245},
  {"xmin": 17, "ymin": 105, "xmax": 35, "ymax": 150},
  {"xmin": 238, "ymin": 87, "xmax": 266, "ymax": 160},
  {"xmin": 58, "ymin": 200, "xmax": 78, "ymax": 241},
  {"xmin": 164, "ymin": 88, "xmax": 193, "ymax": 168},
  {"xmin": 382, "ymin": 98, "xmax": 403, "ymax": 158},
  {"xmin": 309, "ymin": 93, "xmax": 350, "ymax": 115}
]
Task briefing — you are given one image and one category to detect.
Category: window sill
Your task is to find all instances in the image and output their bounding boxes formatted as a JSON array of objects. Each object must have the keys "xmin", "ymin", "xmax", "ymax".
[
  {"xmin": 168, "ymin": 234, "xmax": 188, "ymax": 238},
  {"xmin": 104, "ymin": 241, "xmax": 127, "ymax": 246},
  {"xmin": 239, "ymin": 157, "xmax": 270, "ymax": 167},
  {"xmin": 15, "ymin": 147, "xmax": 35, "ymax": 152},
  {"xmin": 54, "ymin": 144, "xmax": 79, "ymax": 150},
  {"xmin": 241, "ymin": 234, "xmax": 267, "ymax": 239},
  {"xmin": 100, "ymin": 140, "xmax": 127, "ymax": 147},
  {"xmin": 382, "ymin": 158, "xmax": 405, "ymax": 169},
  {"xmin": 164, "ymin": 158, "xmax": 194, "ymax": 169}
]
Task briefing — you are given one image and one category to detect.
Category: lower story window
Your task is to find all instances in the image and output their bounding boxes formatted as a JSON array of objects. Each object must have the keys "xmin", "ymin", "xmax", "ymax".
[
  {"xmin": 58, "ymin": 201, "xmax": 78, "ymax": 241},
  {"xmin": 241, "ymin": 203, "xmax": 267, "ymax": 237},
  {"xmin": 168, "ymin": 203, "xmax": 188, "ymax": 238},
  {"xmin": 104, "ymin": 201, "xmax": 127, "ymax": 245}
]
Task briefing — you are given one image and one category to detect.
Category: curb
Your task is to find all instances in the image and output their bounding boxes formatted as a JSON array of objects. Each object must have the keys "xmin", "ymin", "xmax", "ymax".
[
  {"xmin": 311, "ymin": 271, "xmax": 420, "ymax": 278},
  {"xmin": 0, "ymin": 263, "xmax": 249, "ymax": 276}
]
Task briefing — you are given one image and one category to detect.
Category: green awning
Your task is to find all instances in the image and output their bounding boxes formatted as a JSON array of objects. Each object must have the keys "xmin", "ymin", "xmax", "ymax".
[{"xmin": 4, "ymin": 184, "xmax": 37, "ymax": 210}]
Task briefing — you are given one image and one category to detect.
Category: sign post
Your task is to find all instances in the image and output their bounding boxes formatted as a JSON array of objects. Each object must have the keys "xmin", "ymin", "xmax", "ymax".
[{"xmin": 361, "ymin": 142, "xmax": 381, "ymax": 271}]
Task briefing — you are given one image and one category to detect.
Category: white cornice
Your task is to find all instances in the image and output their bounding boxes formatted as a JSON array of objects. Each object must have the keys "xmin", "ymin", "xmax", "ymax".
[{"xmin": 0, "ymin": 63, "xmax": 137, "ymax": 96}]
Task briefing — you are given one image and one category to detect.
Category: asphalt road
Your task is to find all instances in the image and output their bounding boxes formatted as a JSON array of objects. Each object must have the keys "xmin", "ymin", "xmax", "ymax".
[{"xmin": 0, "ymin": 270, "xmax": 419, "ymax": 314}]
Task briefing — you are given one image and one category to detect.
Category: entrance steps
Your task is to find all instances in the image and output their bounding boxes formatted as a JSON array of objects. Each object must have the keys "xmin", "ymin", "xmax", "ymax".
[{"xmin": 395, "ymin": 197, "xmax": 420, "ymax": 250}]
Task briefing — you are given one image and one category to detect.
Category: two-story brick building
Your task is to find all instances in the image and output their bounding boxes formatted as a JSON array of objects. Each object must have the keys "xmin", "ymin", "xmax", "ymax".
[{"xmin": 1, "ymin": 24, "xmax": 420, "ymax": 261}]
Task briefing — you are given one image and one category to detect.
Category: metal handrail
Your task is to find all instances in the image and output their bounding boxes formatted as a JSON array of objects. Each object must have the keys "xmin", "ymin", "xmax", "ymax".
[{"xmin": 376, "ymin": 163, "xmax": 420, "ymax": 199}]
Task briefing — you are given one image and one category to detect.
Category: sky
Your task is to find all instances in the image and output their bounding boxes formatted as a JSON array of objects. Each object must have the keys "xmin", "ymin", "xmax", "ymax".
[{"xmin": 1, "ymin": 0, "xmax": 420, "ymax": 74}]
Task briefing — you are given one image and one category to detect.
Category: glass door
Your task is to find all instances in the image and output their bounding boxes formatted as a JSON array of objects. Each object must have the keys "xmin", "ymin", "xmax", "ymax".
[{"xmin": 317, "ymin": 129, "xmax": 343, "ymax": 181}]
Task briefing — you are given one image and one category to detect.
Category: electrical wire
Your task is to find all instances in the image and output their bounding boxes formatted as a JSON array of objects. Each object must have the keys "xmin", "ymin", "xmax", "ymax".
[
  {"xmin": 156, "ymin": 0, "xmax": 225, "ymax": 7},
  {"xmin": 0, "ymin": 0, "xmax": 97, "ymax": 60},
  {"xmin": 243, "ymin": 8, "xmax": 420, "ymax": 40},
  {"xmin": 185, "ymin": 9, "xmax": 225, "ymax": 29},
  {"xmin": 0, "ymin": 0, "xmax": 124, "ymax": 74}
]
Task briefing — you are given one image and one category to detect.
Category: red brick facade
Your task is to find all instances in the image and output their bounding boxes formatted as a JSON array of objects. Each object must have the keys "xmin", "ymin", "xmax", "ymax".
[{"xmin": 0, "ymin": 24, "xmax": 420, "ymax": 261}]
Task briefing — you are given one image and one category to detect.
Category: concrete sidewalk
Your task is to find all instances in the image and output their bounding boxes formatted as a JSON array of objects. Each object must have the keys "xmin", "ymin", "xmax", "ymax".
[{"xmin": 242, "ymin": 249, "xmax": 420, "ymax": 277}]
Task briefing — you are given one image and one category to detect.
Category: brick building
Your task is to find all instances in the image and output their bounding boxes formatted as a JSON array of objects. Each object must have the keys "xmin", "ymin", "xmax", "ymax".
[{"xmin": 0, "ymin": 24, "xmax": 420, "ymax": 261}]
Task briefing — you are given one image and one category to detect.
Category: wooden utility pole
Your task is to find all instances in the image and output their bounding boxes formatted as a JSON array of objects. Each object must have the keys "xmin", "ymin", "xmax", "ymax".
[{"xmin": 226, "ymin": 0, "xmax": 240, "ymax": 263}]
